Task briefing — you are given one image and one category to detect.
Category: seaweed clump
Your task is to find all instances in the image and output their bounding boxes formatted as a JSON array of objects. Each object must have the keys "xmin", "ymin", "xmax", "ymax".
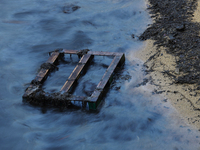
[
  {"xmin": 23, "ymin": 87, "xmax": 72, "ymax": 108},
  {"xmin": 139, "ymin": 0, "xmax": 200, "ymax": 85}
]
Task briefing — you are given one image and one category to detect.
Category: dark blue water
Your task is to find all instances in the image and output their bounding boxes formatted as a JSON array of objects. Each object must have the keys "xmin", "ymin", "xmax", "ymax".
[{"xmin": 0, "ymin": 0, "xmax": 200, "ymax": 149}]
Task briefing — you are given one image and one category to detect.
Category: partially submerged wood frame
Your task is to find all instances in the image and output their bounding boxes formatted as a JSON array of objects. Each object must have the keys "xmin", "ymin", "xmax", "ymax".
[{"xmin": 23, "ymin": 49, "xmax": 125, "ymax": 110}]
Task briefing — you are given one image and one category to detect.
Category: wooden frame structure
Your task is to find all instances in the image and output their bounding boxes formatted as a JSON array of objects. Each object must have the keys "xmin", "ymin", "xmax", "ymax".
[{"xmin": 23, "ymin": 49, "xmax": 125, "ymax": 110}]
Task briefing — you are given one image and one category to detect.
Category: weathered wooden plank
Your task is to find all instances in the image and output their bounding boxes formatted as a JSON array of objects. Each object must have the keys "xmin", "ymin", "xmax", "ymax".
[
  {"xmin": 79, "ymin": 54, "xmax": 92, "ymax": 64},
  {"xmin": 60, "ymin": 80, "xmax": 74, "ymax": 92},
  {"xmin": 23, "ymin": 85, "xmax": 39, "ymax": 98},
  {"xmin": 88, "ymin": 90, "xmax": 102, "ymax": 110},
  {"xmin": 24, "ymin": 52, "xmax": 61, "ymax": 97},
  {"xmin": 63, "ymin": 49, "xmax": 79, "ymax": 54},
  {"xmin": 34, "ymin": 69, "xmax": 48, "ymax": 83},
  {"xmin": 68, "ymin": 64, "xmax": 85, "ymax": 81},
  {"xmin": 63, "ymin": 49, "xmax": 123, "ymax": 56},
  {"xmin": 88, "ymin": 51, "xmax": 123, "ymax": 56},
  {"xmin": 47, "ymin": 52, "xmax": 60, "ymax": 63},
  {"xmin": 68, "ymin": 96, "xmax": 87, "ymax": 101},
  {"xmin": 95, "ymin": 56, "xmax": 121, "ymax": 90},
  {"xmin": 87, "ymin": 54, "xmax": 125, "ymax": 109},
  {"xmin": 88, "ymin": 90, "xmax": 101, "ymax": 101},
  {"xmin": 34, "ymin": 52, "xmax": 61, "ymax": 84},
  {"xmin": 60, "ymin": 54, "xmax": 93, "ymax": 92},
  {"xmin": 118, "ymin": 53, "xmax": 125, "ymax": 66}
]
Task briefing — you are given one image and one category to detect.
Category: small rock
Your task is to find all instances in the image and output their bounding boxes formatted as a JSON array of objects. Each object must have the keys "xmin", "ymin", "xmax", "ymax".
[
  {"xmin": 176, "ymin": 24, "xmax": 185, "ymax": 31},
  {"xmin": 63, "ymin": 4, "xmax": 81, "ymax": 14},
  {"xmin": 175, "ymin": 67, "xmax": 179, "ymax": 74},
  {"xmin": 163, "ymin": 99, "xmax": 168, "ymax": 102},
  {"xmin": 167, "ymin": 34, "xmax": 175, "ymax": 44},
  {"xmin": 197, "ymin": 86, "xmax": 200, "ymax": 90},
  {"xmin": 131, "ymin": 34, "xmax": 135, "ymax": 38},
  {"xmin": 114, "ymin": 86, "xmax": 121, "ymax": 90},
  {"xmin": 169, "ymin": 34, "xmax": 175, "ymax": 40},
  {"xmin": 196, "ymin": 99, "xmax": 200, "ymax": 105}
]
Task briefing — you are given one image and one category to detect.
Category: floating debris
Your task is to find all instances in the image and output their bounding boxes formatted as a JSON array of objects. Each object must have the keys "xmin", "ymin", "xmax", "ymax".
[
  {"xmin": 63, "ymin": 4, "xmax": 81, "ymax": 14},
  {"xmin": 23, "ymin": 49, "xmax": 125, "ymax": 110}
]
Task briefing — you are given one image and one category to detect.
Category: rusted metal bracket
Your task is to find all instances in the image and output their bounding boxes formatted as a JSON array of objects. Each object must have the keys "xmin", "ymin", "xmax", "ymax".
[{"xmin": 23, "ymin": 49, "xmax": 125, "ymax": 110}]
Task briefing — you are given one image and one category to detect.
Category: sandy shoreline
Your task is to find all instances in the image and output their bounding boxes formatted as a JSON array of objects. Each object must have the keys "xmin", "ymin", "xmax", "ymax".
[
  {"xmin": 135, "ymin": 0, "xmax": 200, "ymax": 129},
  {"xmin": 135, "ymin": 40, "xmax": 200, "ymax": 129}
]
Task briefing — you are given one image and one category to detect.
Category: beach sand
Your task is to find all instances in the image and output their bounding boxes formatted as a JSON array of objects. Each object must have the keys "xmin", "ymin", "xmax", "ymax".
[
  {"xmin": 133, "ymin": 0, "xmax": 200, "ymax": 129},
  {"xmin": 135, "ymin": 39, "xmax": 200, "ymax": 129}
]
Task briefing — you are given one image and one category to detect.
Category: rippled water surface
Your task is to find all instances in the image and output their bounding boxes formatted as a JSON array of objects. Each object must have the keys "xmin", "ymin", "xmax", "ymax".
[{"xmin": 1, "ymin": 0, "xmax": 200, "ymax": 149}]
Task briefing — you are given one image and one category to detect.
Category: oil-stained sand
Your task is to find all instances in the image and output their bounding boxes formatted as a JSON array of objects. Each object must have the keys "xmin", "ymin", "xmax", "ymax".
[
  {"xmin": 135, "ymin": 40, "xmax": 200, "ymax": 128},
  {"xmin": 137, "ymin": 0, "xmax": 200, "ymax": 128}
]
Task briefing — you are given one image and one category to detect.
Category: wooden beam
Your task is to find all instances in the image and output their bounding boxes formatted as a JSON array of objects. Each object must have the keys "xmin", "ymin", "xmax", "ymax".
[
  {"xmin": 63, "ymin": 49, "xmax": 79, "ymax": 54},
  {"xmin": 88, "ymin": 51, "xmax": 123, "ymax": 56},
  {"xmin": 23, "ymin": 52, "xmax": 61, "ymax": 98},
  {"xmin": 47, "ymin": 51, "xmax": 61, "ymax": 63},
  {"xmin": 88, "ymin": 54, "xmax": 125, "ymax": 110},
  {"xmin": 60, "ymin": 54, "xmax": 93, "ymax": 92}
]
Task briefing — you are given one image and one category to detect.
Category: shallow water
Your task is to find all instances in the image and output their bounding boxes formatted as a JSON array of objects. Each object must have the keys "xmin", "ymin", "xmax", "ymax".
[{"xmin": 0, "ymin": 0, "xmax": 200, "ymax": 149}]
